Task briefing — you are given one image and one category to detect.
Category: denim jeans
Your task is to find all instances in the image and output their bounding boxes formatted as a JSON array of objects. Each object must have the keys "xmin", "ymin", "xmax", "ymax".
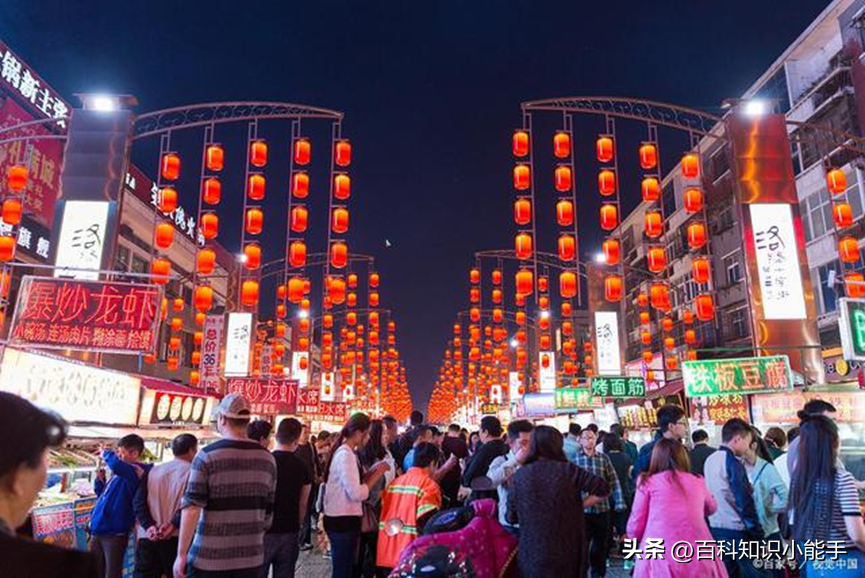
[
  {"xmin": 710, "ymin": 527, "xmax": 771, "ymax": 578},
  {"xmin": 259, "ymin": 532, "xmax": 300, "ymax": 578},
  {"xmin": 326, "ymin": 528, "xmax": 360, "ymax": 578}
]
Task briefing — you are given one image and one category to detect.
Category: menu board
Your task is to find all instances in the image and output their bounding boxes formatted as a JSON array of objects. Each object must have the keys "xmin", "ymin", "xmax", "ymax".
[
  {"xmin": 751, "ymin": 390, "xmax": 865, "ymax": 424},
  {"xmin": 689, "ymin": 394, "xmax": 750, "ymax": 426}
]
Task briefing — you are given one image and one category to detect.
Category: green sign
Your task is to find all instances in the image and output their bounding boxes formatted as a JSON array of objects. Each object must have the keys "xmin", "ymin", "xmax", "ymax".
[
  {"xmin": 839, "ymin": 298, "xmax": 865, "ymax": 361},
  {"xmin": 555, "ymin": 387, "xmax": 603, "ymax": 410},
  {"xmin": 683, "ymin": 355, "xmax": 793, "ymax": 397},
  {"xmin": 590, "ymin": 376, "xmax": 646, "ymax": 399}
]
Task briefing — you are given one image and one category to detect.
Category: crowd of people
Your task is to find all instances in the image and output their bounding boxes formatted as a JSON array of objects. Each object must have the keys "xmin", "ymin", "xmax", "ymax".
[{"xmin": 2, "ymin": 391, "xmax": 865, "ymax": 578}]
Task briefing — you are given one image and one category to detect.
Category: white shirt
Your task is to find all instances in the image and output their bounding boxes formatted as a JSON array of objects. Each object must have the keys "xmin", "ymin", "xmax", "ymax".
[{"xmin": 323, "ymin": 444, "xmax": 369, "ymax": 518}]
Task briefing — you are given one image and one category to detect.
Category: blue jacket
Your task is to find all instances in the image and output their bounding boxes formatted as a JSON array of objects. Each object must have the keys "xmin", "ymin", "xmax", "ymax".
[
  {"xmin": 631, "ymin": 431, "xmax": 663, "ymax": 482},
  {"xmin": 90, "ymin": 450, "xmax": 151, "ymax": 536}
]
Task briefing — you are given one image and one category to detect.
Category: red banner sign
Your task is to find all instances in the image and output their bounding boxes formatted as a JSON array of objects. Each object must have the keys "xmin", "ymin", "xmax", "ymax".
[
  {"xmin": 10, "ymin": 277, "xmax": 162, "ymax": 353},
  {"xmin": 751, "ymin": 390, "xmax": 865, "ymax": 424},
  {"xmin": 313, "ymin": 401, "xmax": 348, "ymax": 423},
  {"xmin": 296, "ymin": 387, "xmax": 320, "ymax": 415},
  {"xmin": 225, "ymin": 377, "xmax": 298, "ymax": 416}
]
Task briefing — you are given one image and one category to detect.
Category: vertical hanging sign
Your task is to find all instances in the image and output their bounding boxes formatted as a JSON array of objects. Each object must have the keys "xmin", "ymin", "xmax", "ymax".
[
  {"xmin": 198, "ymin": 315, "xmax": 224, "ymax": 392},
  {"xmin": 594, "ymin": 310, "xmax": 622, "ymax": 376},
  {"xmin": 224, "ymin": 312, "xmax": 253, "ymax": 376}
]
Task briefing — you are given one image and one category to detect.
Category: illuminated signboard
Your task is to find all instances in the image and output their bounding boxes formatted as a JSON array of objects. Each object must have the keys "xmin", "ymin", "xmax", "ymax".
[
  {"xmin": 139, "ymin": 389, "xmax": 214, "ymax": 427},
  {"xmin": 225, "ymin": 377, "xmax": 298, "ymax": 416},
  {"xmin": 0, "ymin": 41, "xmax": 69, "ymax": 127},
  {"xmin": 313, "ymin": 401, "xmax": 348, "ymax": 423},
  {"xmin": 538, "ymin": 351, "xmax": 556, "ymax": 392},
  {"xmin": 594, "ymin": 311, "xmax": 622, "ymax": 375},
  {"xmin": 296, "ymin": 387, "xmax": 320, "ymax": 414},
  {"xmin": 751, "ymin": 389, "xmax": 865, "ymax": 424},
  {"xmin": 224, "ymin": 313, "xmax": 253, "ymax": 376},
  {"xmin": 480, "ymin": 402, "xmax": 505, "ymax": 415},
  {"xmin": 683, "ymin": 356, "xmax": 793, "ymax": 397},
  {"xmin": 839, "ymin": 298, "xmax": 865, "ymax": 361},
  {"xmin": 198, "ymin": 315, "xmax": 224, "ymax": 392},
  {"xmin": 10, "ymin": 276, "xmax": 161, "ymax": 353},
  {"xmin": 750, "ymin": 204, "xmax": 807, "ymax": 320},
  {"xmin": 555, "ymin": 387, "xmax": 603, "ymax": 411},
  {"xmin": 590, "ymin": 376, "xmax": 646, "ymax": 399},
  {"xmin": 523, "ymin": 392, "xmax": 556, "ymax": 416},
  {"xmin": 53, "ymin": 201, "xmax": 112, "ymax": 280},
  {"xmin": 690, "ymin": 394, "xmax": 750, "ymax": 426},
  {"xmin": 125, "ymin": 170, "xmax": 205, "ymax": 246},
  {"xmin": 0, "ymin": 348, "xmax": 140, "ymax": 425}
]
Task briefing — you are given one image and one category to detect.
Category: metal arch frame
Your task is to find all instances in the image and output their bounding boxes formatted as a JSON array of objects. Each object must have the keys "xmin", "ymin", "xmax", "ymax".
[{"xmin": 132, "ymin": 101, "xmax": 344, "ymax": 140}]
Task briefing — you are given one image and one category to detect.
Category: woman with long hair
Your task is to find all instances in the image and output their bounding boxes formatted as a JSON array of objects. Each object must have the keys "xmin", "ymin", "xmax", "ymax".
[
  {"xmin": 789, "ymin": 415, "xmax": 865, "ymax": 576},
  {"xmin": 626, "ymin": 438, "xmax": 727, "ymax": 577},
  {"xmin": 506, "ymin": 425, "xmax": 610, "ymax": 577},
  {"xmin": 357, "ymin": 420, "xmax": 390, "ymax": 578},
  {"xmin": 743, "ymin": 425, "xmax": 787, "ymax": 571},
  {"xmin": 323, "ymin": 413, "xmax": 390, "ymax": 578}
]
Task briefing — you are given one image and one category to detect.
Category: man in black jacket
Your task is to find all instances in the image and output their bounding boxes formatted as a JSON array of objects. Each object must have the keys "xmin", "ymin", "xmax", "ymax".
[
  {"xmin": 0, "ymin": 392, "xmax": 98, "ymax": 578},
  {"xmin": 461, "ymin": 416, "xmax": 508, "ymax": 500},
  {"xmin": 394, "ymin": 410, "xmax": 424, "ymax": 471},
  {"xmin": 689, "ymin": 429, "xmax": 716, "ymax": 477}
]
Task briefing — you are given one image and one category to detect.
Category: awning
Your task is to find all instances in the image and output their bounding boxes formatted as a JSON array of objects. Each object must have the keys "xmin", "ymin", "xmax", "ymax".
[{"xmin": 67, "ymin": 425, "xmax": 219, "ymax": 442}]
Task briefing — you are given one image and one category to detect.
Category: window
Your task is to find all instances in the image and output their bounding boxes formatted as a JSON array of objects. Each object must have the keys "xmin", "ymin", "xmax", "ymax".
[
  {"xmin": 728, "ymin": 307, "xmax": 749, "ymax": 339},
  {"xmin": 115, "ymin": 245, "xmax": 130, "ymax": 272},
  {"xmin": 818, "ymin": 260, "xmax": 842, "ymax": 314},
  {"xmin": 662, "ymin": 182, "xmax": 677, "ymax": 216},
  {"xmin": 803, "ymin": 189, "xmax": 832, "ymax": 242},
  {"xmin": 724, "ymin": 251, "xmax": 742, "ymax": 286},
  {"xmin": 131, "ymin": 254, "xmax": 148, "ymax": 275},
  {"xmin": 713, "ymin": 205, "xmax": 735, "ymax": 234},
  {"xmin": 754, "ymin": 67, "xmax": 791, "ymax": 114}
]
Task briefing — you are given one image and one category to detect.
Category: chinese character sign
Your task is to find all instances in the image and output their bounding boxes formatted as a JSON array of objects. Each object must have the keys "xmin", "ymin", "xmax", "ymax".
[
  {"xmin": 10, "ymin": 277, "xmax": 161, "ymax": 353},
  {"xmin": 225, "ymin": 378, "xmax": 298, "ymax": 416},
  {"xmin": 839, "ymin": 298, "xmax": 865, "ymax": 361},
  {"xmin": 297, "ymin": 387, "xmax": 320, "ymax": 414},
  {"xmin": 53, "ymin": 200, "xmax": 112, "ymax": 280},
  {"xmin": 750, "ymin": 204, "xmax": 807, "ymax": 320},
  {"xmin": 683, "ymin": 356, "xmax": 793, "ymax": 397},
  {"xmin": 591, "ymin": 376, "xmax": 646, "ymax": 399},
  {"xmin": 199, "ymin": 315, "xmax": 224, "ymax": 392},
  {"xmin": 224, "ymin": 313, "xmax": 253, "ymax": 376},
  {"xmin": 555, "ymin": 387, "xmax": 603, "ymax": 410},
  {"xmin": 594, "ymin": 311, "xmax": 622, "ymax": 375},
  {"xmin": 0, "ymin": 41, "xmax": 70, "ymax": 128}
]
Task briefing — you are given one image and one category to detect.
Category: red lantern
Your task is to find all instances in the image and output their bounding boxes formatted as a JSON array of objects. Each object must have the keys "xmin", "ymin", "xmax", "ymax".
[
  {"xmin": 288, "ymin": 206, "xmax": 308, "ymax": 233},
  {"xmin": 638, "ymin": 293, "xmax": 649, "ymax": 307},
  {"xmin": 554, "ymin": 131, "xmax": 571, "ymax": 158},
  {"xmin": 201, "ymin": 213, "xmax": 218, "ymax": 239},
  {"xmin": 642, "ymin": 350, "xmax": 653, "ymax": 363},
  {"xmin": 151, "ymin": 258, "xmax": 171, "ymax": 284},
  {"xmin": 6, "ymin": 165, "xmax": 27, "ymax": 191},
  {"xmin": 194, "ymin": 286, "xmax": 214, "ymax": 312},
  {"xmin": 250, "ymin": 140, "xmax": 268, "ymax": 167},
  {"xmin": 369, "ymin": 272, "xmax": 380, "ymax": 288},
  {"xmin": 470, "ymin": 287, "xmax": 480, "ymax": 303},
  {"xmin": 846, "ymin": 272, "xmax": 865, "ymax": 298},
  {"xmin": 248, "ymin": 174, "xmax": 265, "ymax": 201},
  {"xmin": 161, "ymin": 153, "xmax": 180, "ymax": 181},
  {"xmin": 241, "ymin": 280, "xmax": 259, "ymax": 306},
  {"xmin": 598, "ymin": 170, "xmax": 616, "ymax": 196},
  {"xmin": 289, "ymin": 241, "xmax": 307, "ymax": 267},
  {"xmin": 470, "ymin": 268, "xmax": 480, "ymax": 284},
  {"xmin": 665, "ymin": 357, "xmax": 678, "ymax": 370},
  {"xmin": 243, "ymin": 243, "xmax": 261, "ymax": 270},
  {"xmin": 692, "ymin": 258, "xmax": 711, "ymax": 284},
  {"xmin": 639, "ymin": 143, "xmax": 658, "ymax": 170},
  {"xmin": 827, "ymin": 168, "xmax": 847, "ymax": 194},
  {"xmin": 197, "ymin": 249, "xmax": 216, "ymax": 274},
  {"xmin": 641, "ymin": 331, "xmax": 651, "ymax": 345},
  {"xmin": 641, "ymin": 177, "xmax": 660, "ymax": 202},
  {"xmin": 294, "ymin": 138, "xmax": 311, "ymax": 165},
  {"xmin": 157, "ymin": 187, "xmax": 177, "ymax": 214},
  {"xmin": 600, "ymin": 204, "xmax": 618, "ymax": 231},
  {"xmin": 684, "ymin": 188, "xmax": 704, "ymax": 213},
  {"xmin": 687, "ymin": 222, "xmax": 707, "ymax": 249},
  {"xmin": 335, "ymin": 140, "xmax": 352, "ymax": 167},
  {"xmin": 681, "ymin": 153, "xmax": 700, "ymax": 179},
  {"xmin": 639, "ymin": 312, "xmax": 650, "ymax": 325},
  {"xmin": 538, "ymin": 276, "xmax": 549, "ymax": 293},
  {"xmin": 292, "ymin": 172, "xmax": 309, "ymax": 198},
  {"xmin": 334, "ymin": 174, "xmax": 351, "ymax": 200},
  {"xmin": 1, "ymin": 199, "xmax": 21, "ymax": 226},
  {"xmin": 492, "ymin": 289, "xmax": 502, "ymax": 303},
  {"xmin": 0, "ymin": 235, "xmax": 13, "ymax": 262},
  {"xmin": 662, "ymin": 317, "xmax": 673, "ymax": 332},
  {"xmin": 332, "ymin": 207, "xmax": 349, "ymax": 234},
  {"xmin": 647, "ymin": 247, "xmax": 666, "ymax": 273},
  {"xmin": 328, "ymin": 277, "xmax": 347, "ymax": 305},
  {"xmin": 556, "ymin": 200, "xmax": 574, "ymax": 226},
  {"xmin": 369, "ymin": 292, "xmax": 380, "ymax": 307},
  {"xmin": 245, "ymin": 208, "xmax": 263, "ymax": 234},
  {"xmin": 492, "ymin": 308, "xmax": 503, "ymax": 323},
  {"xmin": 347, "ymin": 273, "xmax": 358, "ymax": 289},
  {"xmin": 560, "ymin": 271, "xmax": 577, "ymax": 298},
  {"xmin": 597, "ymin": 136, "xmax": 614, "ymax": 163},
  {"xmin": 664, "ymin": 337, "xmax": 675, "ymax": 351},
  {"xmin": 555, "ymin": 165, "xmax": 572, "ymax": 192},
  {"xmin": 834, "ymin": 203, "xmax": 854, "ymax": 228},
  {"xmin": 644, "ymin": 211, "xmax": 663, "ymax": 238},
  {"xmin": 206, "ymin": 144, "xmax": 224, "ymax": 172},
  {"xmin": 514, "ymin": 198, "xmax": 531, "ymax": 225},
  {"xmin": 685, "ymin": 329, "xmax": 696, "ymax": 344},
  {"xmin": 203, "ymin": 177, "xmax": 221, "ymax": 205},
  {"xmin": 155, "ymin": 222, "xmax": 174, "ymax": 249},
  {"xmin": 558, "ymin": 235, "xmax": 576, "ymax": 261},
  {"xmin": 492, "ymin": 269, "xmax": 502, "ymax": 285},
  {"xmin": 603, "ymin": 239, "xmax": 620, "ymax": 265},
  {"xmin": 516, "ymin": 270, "xmax": 533, "ymax": 295},
  {"xmin": 696, "ymin": 294, "xmax": 714, "ymax": 321},
  {"xmin": 276, "ymin": 303, "xmax": 287, "ymax": 318},
  {"xmin": 515, "ymin": 233, "xmax": 533, "ymax": 260},
  {"xmin": 604, "ymin": 275, "xmax": 623, "ymax": 302},
  {"xmin": 540, "ymin": 335, "xmax": 552, "ymax": 350},
  {"xmin": 513, "ymin": 164, "xmax": 530, "ymax": 190},
  {"xmin": 839, "ymin": 237, "xmax": 860, "ymax": 263},
  {"xmin": 513, "ymin": 130, "xmax": 529, "ymax": 157},
  {"xmin": 331, "ymin": 241, "xmax": 348, "ymax": 268},
  {"xmin": 650, "ymin": 283, "xmax": 670, "ymax": 310}
]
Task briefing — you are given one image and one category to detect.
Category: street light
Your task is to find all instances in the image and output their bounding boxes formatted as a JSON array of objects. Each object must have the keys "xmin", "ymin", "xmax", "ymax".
[{"xmin": 594, "ymin": 251, "xmax": 606, "ymax": 263}]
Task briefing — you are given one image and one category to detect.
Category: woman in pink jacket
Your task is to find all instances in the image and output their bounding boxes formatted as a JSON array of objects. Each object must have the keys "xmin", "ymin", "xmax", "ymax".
[{"xmin": 626, "ymin": 438, "xmax": 728, "ymax": 577}]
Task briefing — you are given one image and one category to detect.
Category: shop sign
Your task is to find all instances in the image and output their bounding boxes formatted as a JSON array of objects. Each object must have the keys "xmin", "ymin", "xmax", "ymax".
[
  {"xmin": 480, "ymin": 402, "xmax": 505, "ymax": 415},
  {"xmin": 823, "ymin": 355, "xmax": 863, "ymax": 383},
  {"xmin": 226, "ymin": 377, "xmax": 298, "ymax": 416},
  {"xmin": 0, "ymin": 41, "xmax": 69, "ymax": 127},
  {"xmin": 224, "ymin": 313, "xmax": 252, "ymax": 376},
  {"xmin": 0, "ymin": 348, "xmax": 141, "ymax": 425},
  {"xmin": 10, "ymin": 277, "xmax": 161, "ymax": 353},
  {"xmin": 139, "ymin": 389, "xmax": 213, "ymax": 427},
  {"xmin": 72, "ymin": 498, "xmax": 95, "ymax": 551},
  {"xmin": 296, "ymin": 387, "xmax": 320, "ymax": 414},
  {"xmin": 260, "ymin": 344, "xmax": 273, "ymax": 377},
  {"xmin": 125, "ymin": 169, "xmax": 205, "ymax": 246},
  {"xmin": 312, "ymin": 401, "xmax": 348, "ymax": 423},
  {"xmin": 690, "ymin": 394, "xmax": 750, "ymax": 426},
  {"xmin": 523, "ymin": 392, "xmax": 556, "ymax": 416},
  {"xmin": 839, "ymin": 298, "xmax": 865, "ymax": 362},
  {"xmin": 683, "ymin": 356, "xmax": 793, "ymax": 397},
  {"xmin": 555, "ymin": 387, "xmax": 603, "ymax": 410},
  {"xmin": 198, "ymin": 315, "xmax": 224, "ymax": 392},
  {"xmin": 31, "ymin": 502, "xmax": 75, "ymax": 548},
  {"xmin": 53, "ymin": 200, "xmax": 112, "ymax": 280},
  {"xmin": 595, "ymin": 311, "xmax": 622, "ymax": 375},
  {"xmin": 751, "ymin": 390, "xmax": 865, "ymax": 424},
  {"xmin": 590, "ymin": 376, "xmax": 646, "ymax": 399},
  {"xmin": 750, "ymin": 204, "xmax": 807, "ymax": 320},
  {"xmin": 618, "ymin": 403, "xmax": 655, "ymax": 430}
]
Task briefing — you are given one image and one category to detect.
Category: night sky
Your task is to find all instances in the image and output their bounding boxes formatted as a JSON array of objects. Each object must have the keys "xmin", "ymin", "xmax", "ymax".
[{"xmin": 3, "ymin": 0, "xmax": 829, "ymax": 411}]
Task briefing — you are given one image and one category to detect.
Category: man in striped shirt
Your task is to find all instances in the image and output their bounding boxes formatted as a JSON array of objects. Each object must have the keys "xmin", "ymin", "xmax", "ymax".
[
  {"xmin": 174, "ymin": 394, "xmax": 277, "ymax": 578},
  {"xmin": 376, "ymin": 442, "xmax": 443, "ymax": 572}
]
